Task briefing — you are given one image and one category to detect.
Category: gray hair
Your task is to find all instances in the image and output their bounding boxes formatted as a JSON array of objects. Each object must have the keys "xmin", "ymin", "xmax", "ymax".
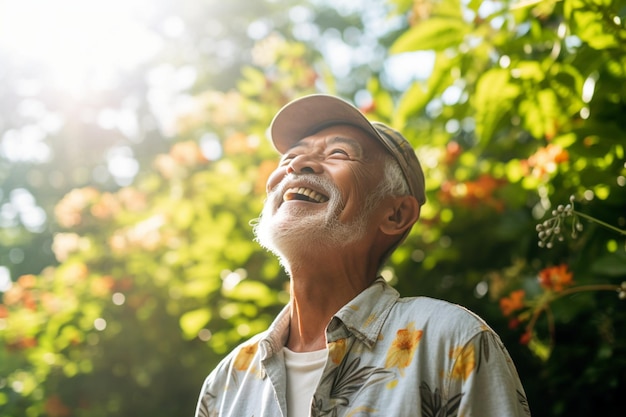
[{"xmin": 363, "ymin": 153, "xmax": 410, "ymax": 211}]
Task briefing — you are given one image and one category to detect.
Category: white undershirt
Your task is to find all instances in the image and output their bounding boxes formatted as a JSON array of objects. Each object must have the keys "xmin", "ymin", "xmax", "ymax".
[{"xmin": 283, "ymin": 347, "xmax": 328, "ymax": 417}]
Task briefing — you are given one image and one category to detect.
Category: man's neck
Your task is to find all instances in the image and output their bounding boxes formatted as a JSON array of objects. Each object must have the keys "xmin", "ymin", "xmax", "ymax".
[{"xmin": 285, "ymin": 259, "xmax": 377, "ymax": 352}]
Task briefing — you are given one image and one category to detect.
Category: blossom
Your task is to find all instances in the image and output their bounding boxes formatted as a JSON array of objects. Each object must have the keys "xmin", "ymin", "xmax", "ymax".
[
  {"xmin": 538, "ymin": 264, "xmax": 574, "ymax": 291},
  {"xmin": 523, "ymin": 144, "xmax": 569, "ymax": 179},
  {"xmin": 0, "ymin": 304, "xmax": 8, "ymax": 318},
  {"xmin": 18, "ymin": 274, "xmax": 37, "ymax": 288},
  {"xmin": 499, "ymin": 289, "xmax": 526, "ymax": 317},
  {"xmin": 52, "ymin": 233, "xmax": 84, "ymax": 262},
  {"xmin": 91, "ymin": 276, "xmax": 115, "ymax": 298},
  {"xmin": 91, "ymin": 192, "xmax": 122, "ymax": 220},
  {"xmin": 519, "ymin": 331, "xmax": 532, "ymax": 345},
  {"xmin": 170, "ymin": 140, "xmax": 208, "ymax": 166},
  {"xmin": 385, "ymin": 323, "xmax": 423, "ymax": 375},
  {"xmin": 54, "ymin": 187, "xmax": 100, "ymax": 228},
  {"xmin": 223, "ymin": 132, "xmax": 253, "ymax": 155},
  {"xmin": 438, "ymin": 174, "xmax": 506, "ymax": 211},
  {"xmin": 251, "ymin": 33, "xmax": 286, "ymax": 68},
  {"xmin": 62, "ymin": 262, "xmax": 89, "ymax": 285},
  {"xmin": 117, "ymin": 187, "xmax": 147, "ymax": 212},
  {"xmin": 154, "ymin": 154, "xmax": 178, "ymax": 179}
]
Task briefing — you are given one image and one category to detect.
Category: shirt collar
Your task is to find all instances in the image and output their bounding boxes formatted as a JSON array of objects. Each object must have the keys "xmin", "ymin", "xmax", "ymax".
[
  {"xmin": 331, "ymin": 277, "xmax": 399, "ymax": 348},
  {"xmin": 261, "ymin": 277, "xmax": 399, "ymax": 356}
]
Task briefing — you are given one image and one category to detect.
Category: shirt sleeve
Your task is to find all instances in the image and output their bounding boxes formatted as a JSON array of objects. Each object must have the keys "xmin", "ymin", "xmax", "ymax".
[
  {"xmin": 450, "ymin": 330, "xmax": 531, "ymax": 417},
  {"xmin": 194, "ymin": 375, "xmax": 214, "ymax": 417}
]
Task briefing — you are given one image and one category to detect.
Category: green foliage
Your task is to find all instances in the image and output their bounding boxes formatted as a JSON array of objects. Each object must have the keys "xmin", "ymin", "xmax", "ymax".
[
  {"xmin": 1, "ymin": 1, "xmax": 625, "ymax": 416},
  {"xmin": 0, "ymin": 33, "xmax": 314, "ymax": 416},
  {"xmin": 383, "ymin": 0, "xmax": 626, "ymax": 415}
]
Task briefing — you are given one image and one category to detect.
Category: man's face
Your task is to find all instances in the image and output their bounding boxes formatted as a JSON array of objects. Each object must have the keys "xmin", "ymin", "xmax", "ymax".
[{"xmin": 253, "ymin": 124, "xmax": 388, "ymax": 258}]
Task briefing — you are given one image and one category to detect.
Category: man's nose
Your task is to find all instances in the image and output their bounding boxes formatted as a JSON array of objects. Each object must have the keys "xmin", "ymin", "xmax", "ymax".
[{"xmin": 286, "ymin": 154, "xmax": 321, "ymax": 175}]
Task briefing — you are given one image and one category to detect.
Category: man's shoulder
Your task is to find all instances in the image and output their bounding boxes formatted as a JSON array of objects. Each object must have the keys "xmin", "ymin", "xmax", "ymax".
[
  {"xmin": 392, "ymin": 295, "xmax": 491, "ymax": 334},
  {"xmin": 204, "ymin": 330, "xmax": 268, "ymax": 382}
]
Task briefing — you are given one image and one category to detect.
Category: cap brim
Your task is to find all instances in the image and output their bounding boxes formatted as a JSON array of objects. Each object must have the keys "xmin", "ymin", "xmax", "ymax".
[{"xmin": 269, "ymin": 94, "xmax": 382, "ymax": 154}]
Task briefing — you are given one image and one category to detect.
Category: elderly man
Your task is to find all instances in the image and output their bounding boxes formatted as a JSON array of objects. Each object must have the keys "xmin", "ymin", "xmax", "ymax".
[{"xmin": 195, "ymin": 94, "xmax": 531, "ymax": 417}]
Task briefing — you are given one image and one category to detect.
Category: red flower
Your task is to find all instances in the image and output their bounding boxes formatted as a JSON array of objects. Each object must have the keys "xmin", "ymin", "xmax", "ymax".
[
  {"xmin": 499, "ymin": 290, "xmax": 526, "ymax": 317},
  {"xmin": 519, "ymin": 331, "xmax": 532, "ymax": 345},
  {"xmin": 508, "ymin": 318, "xmax": 521, "ymax": 330},
  {"xmin": 538, "ymin": 264, "xmax": 574, "ymax": 292}
]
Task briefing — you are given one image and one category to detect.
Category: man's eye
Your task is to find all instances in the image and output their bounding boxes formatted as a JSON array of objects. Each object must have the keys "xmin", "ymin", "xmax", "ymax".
[
  {"xmin": 280, "ymin": 154, "xmax": 296, "ymax": 164},
  {"xmin": 330, "ymin": 149, "xmax": 349, "ymax": 157}
]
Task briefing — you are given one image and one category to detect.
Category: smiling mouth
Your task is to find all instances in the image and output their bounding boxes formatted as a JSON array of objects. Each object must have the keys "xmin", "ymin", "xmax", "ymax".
[{"xmin": 283, "ymin": 187, "xmax": 329, "ymax": 203}]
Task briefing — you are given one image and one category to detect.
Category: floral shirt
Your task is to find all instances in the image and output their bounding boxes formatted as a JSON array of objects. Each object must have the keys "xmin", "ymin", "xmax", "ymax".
[{"xmin": 195, "ymin": 278, "xmax": 531, "ymax": 417}]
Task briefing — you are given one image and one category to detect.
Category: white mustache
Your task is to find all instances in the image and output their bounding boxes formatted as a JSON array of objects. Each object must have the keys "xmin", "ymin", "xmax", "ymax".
[{"xmin": 268, "ymin": 173, "xmax": 341, "ymax": 208}]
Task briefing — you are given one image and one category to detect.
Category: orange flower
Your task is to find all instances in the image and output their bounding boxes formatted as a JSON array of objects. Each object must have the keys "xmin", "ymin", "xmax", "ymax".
[
  {"xmin": 499, "ymin": 290, "xmax": 526, "ymax": 317},
  {"xmin": 62, "ymin": 262, "xmax": 89, "ymax": 285},
  {"xmin": 52, "ymin": 233, "xmax": 83, "ymax": 262},
  {"xmin": 0, "ymin": 304, "xmax": 8, "ymax": 318},
  {"xmin": 223, "ymin": 132, "xmax": 253, "ymax": 155},
  {"xmin": 438, "ymin": 174, "xmax": 506, "ymax": 211},
  {"xmin": 91, "ymin": 276, "xmax": 115, "ymax": 297},
  {"xmin": 170, "ymin": 140, "xmax": 208, "ymax": 166},
  {"xmin": 524, "ymin": 144, "xmax": 569, "ymax": 179},
  {"xmin": 91, "ymin": 192, "xmax": 121, "ymax": 220},
  {"xmin": 449, "ymin": 343, "xmax": 476, "ymax": 381},
  {"xmin": 538, "ymin": 264, "xmax": 573, "ymax": 291},
  {"xmin": 385, "ymin": 323, "xmax": 423, "ymax": 375},
  {"xmin": 117, "ymin": 187, "xmax": 147, "ymax": 212},
  {"xmin": 3, "ymin": 285, "xmax": 24, "ymax": 306},
  {"xmin": 444, "ymin": 141, "xmax": 462, "ymax": 165},
  {"xmin": 154, "ymin": 154, "xmax": 177, "ymax": 179},
  {"xmin": 233, "ymin": 341, "xmax": 259, "ymax": 371},
  {"xmin": 54, "ymin": 187, "xmax": 100, "ymax": 228},
  {"xmin": 18, "ymin": 274, "xmax": 37, "ymax": 289}
]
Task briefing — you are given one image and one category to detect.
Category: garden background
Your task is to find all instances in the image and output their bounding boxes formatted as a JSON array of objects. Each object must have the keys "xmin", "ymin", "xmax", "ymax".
[{"xmin": 1, "ymin": 0, "xmax": 625, "ymax": 416}]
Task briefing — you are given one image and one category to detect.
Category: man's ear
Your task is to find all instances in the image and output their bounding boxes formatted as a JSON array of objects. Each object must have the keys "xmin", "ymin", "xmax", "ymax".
[{"xmin": 379, "ymin": 195, "xmax": 420, "ymax": 237}]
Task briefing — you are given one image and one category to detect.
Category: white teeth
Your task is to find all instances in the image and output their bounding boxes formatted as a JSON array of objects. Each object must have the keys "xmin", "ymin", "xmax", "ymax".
[{"xmin": 283, "ymin": 187, "xmax": 329, "ymax": 203}]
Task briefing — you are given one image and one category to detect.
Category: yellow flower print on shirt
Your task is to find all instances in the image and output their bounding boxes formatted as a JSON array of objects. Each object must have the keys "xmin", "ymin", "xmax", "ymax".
[
  {"xmin": 233, "ymin": 341, "xmax": 259, "ymax": 371},
  {"xmin": 328, "ymin": 338, "xmax": 347, "ymax": 364},
  {"xmin": 449, "ymin": 343, "xmax": 476, "ymax": 381},
  {"xmin": 385, "ymin": 322, "xmax": 423, "ymax": 376}
]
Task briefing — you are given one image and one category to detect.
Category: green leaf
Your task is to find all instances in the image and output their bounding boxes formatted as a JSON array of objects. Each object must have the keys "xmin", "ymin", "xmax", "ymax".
[
  {"xmin": 237, "ymin": 66, "xmax": 267, "ymax": 96},
  {"xmin": 179, "ymin": 308, "xmax": 212, "ymax": 340},
  {"xmin": 390, "ymin": 17, "xmax": 469, "ymax": 54},
  {"xmin": 590, "ymin": 252, "xmax": 626, "ymax": 277},
  {"xmin": 393, "ymin": 82, "xmax": 429, "ymax": 128},
  {"xmin": 528, "ymin": 333, "xmax": 552, "ymax": 361},
  {"xmin": 225, "ymin": 280, "xmax": 277, "ymax": 307},
  {"xmin": 172, "ymin": 200, "xmax": 195, "ymax": 229},
  {"xmin": 473, "ymin": 68, "xmax": 520, "ymax": 144},
  {"xmin": 519, "ymin": 88, "xmax": 559, "ymax": 138},
  {"xmin": 564, "ymin": 0, "xmax": 621, "ymax": 50}
]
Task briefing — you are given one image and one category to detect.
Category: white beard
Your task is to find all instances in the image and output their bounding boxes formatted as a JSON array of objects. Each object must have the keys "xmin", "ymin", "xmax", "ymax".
[{"xmin": 252, "ymin": 174, "xmax": 371, "ymax": 269}]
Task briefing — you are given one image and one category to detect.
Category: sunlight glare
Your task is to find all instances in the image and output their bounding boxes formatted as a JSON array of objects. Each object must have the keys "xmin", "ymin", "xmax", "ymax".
[{"xmin": 0, "ymin": 0, "xmax": 163, "ymax": 96}]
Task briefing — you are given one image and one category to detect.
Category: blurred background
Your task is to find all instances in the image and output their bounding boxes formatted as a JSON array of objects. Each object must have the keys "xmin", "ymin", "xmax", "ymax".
[{"xmin": 0, "ymin": 0, "xmax": 625, "ymax": 416}]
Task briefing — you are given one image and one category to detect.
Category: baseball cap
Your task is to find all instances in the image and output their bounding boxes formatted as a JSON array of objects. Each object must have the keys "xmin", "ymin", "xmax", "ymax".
[{"xmin": 268, "ymin": 94, "xmax": 426, "ymax": 205}]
